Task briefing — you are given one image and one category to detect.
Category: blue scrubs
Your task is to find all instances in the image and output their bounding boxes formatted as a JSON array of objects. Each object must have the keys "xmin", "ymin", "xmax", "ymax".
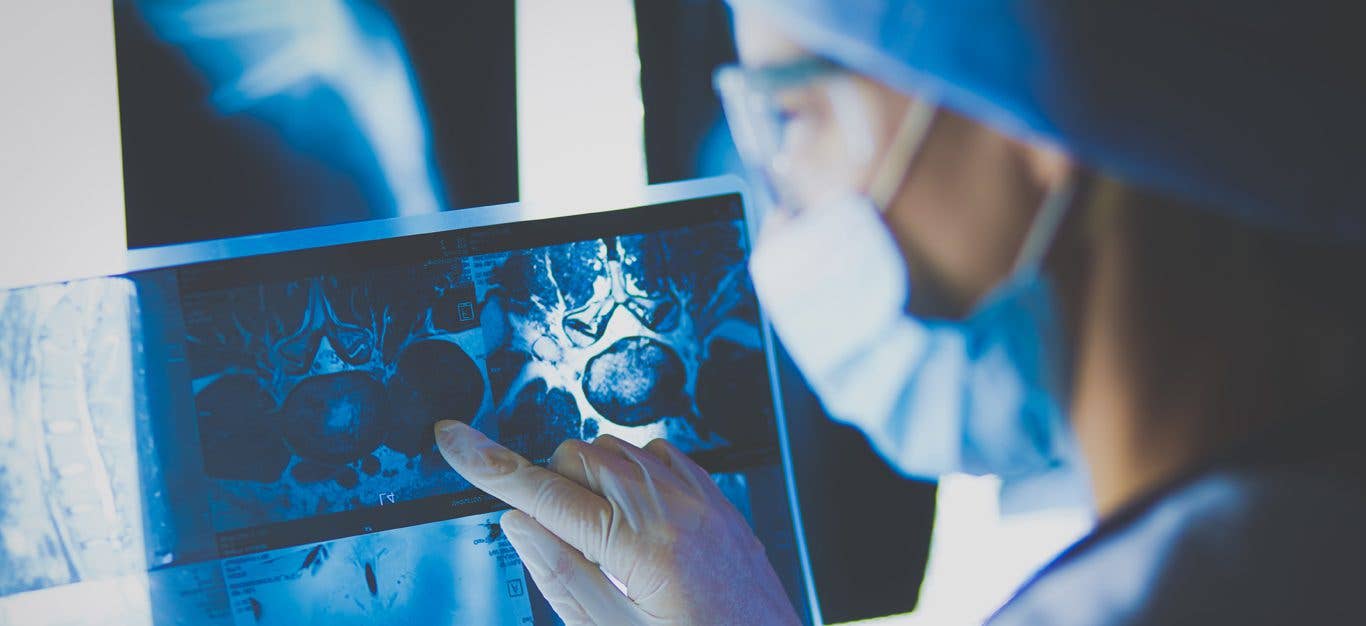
[{"xmin": 989, "ymin": 430, "xmax": 1366, "ymax": 625}]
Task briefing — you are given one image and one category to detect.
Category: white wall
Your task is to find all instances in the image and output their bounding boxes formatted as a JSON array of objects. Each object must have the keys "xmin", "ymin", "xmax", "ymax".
[{"xmin": 0, "ymin": 3, "xmax": 127, "ymax": 289}]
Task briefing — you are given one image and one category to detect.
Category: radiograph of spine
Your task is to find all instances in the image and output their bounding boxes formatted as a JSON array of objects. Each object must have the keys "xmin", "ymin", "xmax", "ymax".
[
  {"xmin": 139, "ymin": 0, "xmax": 445, "ymax": 217},
  {"xmin": 561, "ymin": 238, "xmax": 681, "ymax": 346},
  {"xmin": 477, "ymin": 220, "xmax": 772, "ymax": 460},
  {"xmin": 183, "ymin": 267, "xmax": 489, "ymax": 529},
  {"xmin": 0, "ymin": 280, "xmax": 145, "ymax": 597}
]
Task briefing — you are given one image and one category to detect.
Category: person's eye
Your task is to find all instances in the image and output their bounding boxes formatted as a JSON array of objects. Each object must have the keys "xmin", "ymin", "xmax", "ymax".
[{"xmin": 774, "ymin": 89, "xmax": 812, "ymax": 124}]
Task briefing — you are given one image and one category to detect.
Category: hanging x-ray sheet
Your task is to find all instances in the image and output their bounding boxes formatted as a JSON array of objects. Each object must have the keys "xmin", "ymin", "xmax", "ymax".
[{"xmin": 113, "ymin": 0, "xmax": 518, "ymax": 247}]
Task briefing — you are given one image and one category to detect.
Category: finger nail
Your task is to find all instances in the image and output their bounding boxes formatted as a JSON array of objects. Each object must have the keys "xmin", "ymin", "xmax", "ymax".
[{"xmin": 434, "ymin": 420, "xmax": 519, "ymax": 475}]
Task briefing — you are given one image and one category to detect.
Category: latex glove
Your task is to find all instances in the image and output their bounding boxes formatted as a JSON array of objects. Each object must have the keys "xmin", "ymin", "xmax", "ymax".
[{"xmin": 435, "ymin": 420, "xmax": 801, "ymax": 626}]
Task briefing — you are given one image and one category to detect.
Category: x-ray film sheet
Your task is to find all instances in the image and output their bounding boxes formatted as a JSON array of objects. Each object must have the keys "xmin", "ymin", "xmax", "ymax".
[
  {"xmin": 0, "ymin": 192, "xmax": 781, "ymax": 625},
  {"xmin": 1, "ymin": 512, "xmax": 532, "ymax": 626}
]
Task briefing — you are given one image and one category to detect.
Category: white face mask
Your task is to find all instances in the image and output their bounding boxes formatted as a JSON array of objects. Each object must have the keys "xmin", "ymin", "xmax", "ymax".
[{"xmin": 748, "ymin": 97, "xmax": 1087, "ymax": 506}]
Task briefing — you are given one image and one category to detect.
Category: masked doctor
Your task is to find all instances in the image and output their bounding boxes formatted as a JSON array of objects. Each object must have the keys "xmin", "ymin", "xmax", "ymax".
[{"xmin": 435, "ymin": 2, "xmax": 1366, "ymax": 624}]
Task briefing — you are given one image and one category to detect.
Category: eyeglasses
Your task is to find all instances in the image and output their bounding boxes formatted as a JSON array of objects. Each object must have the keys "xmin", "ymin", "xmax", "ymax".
[{"xmin": 713, "ymin": 57, "xmax": 848, "ymax": 210}]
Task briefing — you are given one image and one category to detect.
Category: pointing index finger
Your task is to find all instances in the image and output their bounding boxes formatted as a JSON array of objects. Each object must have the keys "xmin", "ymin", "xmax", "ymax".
[{"xmin": 435, "ymin": 420, "xmax": 613, "ymax": 564}]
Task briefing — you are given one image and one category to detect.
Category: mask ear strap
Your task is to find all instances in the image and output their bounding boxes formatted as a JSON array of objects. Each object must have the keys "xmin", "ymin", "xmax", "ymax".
[
  {"xmin": 868, "ymin": 96, "xmax": 938, "ymax": 213},
  {"xmin": 1011, "ymin": 172, "xmax": 1078, "ymax": 276}
]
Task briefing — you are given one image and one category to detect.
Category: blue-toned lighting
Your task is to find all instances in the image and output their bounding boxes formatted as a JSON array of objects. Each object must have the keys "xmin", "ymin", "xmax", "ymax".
[{"xmin": 142, "ymin": 0, "xmax": 445, "ymax": 217}]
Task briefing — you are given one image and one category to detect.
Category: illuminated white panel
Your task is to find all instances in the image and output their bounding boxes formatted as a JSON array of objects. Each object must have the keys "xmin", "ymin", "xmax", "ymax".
[
  {"xmin": 0, "ymin": 2, "xmax": 126, "ymax": 289},
  {"xmin": 517, "ymin": 0, "xmax": 649, "ymax": 213}
]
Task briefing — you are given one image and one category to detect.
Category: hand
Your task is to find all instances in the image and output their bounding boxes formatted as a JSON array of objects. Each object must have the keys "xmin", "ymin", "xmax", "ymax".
[{"xmin": 434, "ymin": 420, "xmax": 801, "ymax": 626}]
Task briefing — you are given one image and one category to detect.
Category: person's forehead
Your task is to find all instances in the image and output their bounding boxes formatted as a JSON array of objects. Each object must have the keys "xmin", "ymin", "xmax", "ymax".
[{"xmin": 732, "ymin": 9, "xmax": 812, "ymax": 67}]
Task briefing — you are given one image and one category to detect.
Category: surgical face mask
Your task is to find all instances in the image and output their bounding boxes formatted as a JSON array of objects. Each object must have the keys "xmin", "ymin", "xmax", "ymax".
[{"xmin": 738, "ymin": 86, "xmax": 1085, "ymax": 503}]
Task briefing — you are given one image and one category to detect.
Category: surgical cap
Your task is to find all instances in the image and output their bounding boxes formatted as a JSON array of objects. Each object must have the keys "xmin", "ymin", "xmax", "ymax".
[{"xmin": 724, "ymin": 0, "xmax": 1365, "ymax": 241}]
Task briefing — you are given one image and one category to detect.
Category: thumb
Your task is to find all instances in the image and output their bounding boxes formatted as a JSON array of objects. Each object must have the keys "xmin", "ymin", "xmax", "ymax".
[{"xmin": 501, "ymin": 510, "xmax": 640, "ymax": 626}]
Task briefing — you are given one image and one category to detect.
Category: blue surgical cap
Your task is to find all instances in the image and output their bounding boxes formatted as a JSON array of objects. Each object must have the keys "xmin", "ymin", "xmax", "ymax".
[{"xmin": 725, "ymin": 0, "xmax": 1365, "ymax": 241}]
